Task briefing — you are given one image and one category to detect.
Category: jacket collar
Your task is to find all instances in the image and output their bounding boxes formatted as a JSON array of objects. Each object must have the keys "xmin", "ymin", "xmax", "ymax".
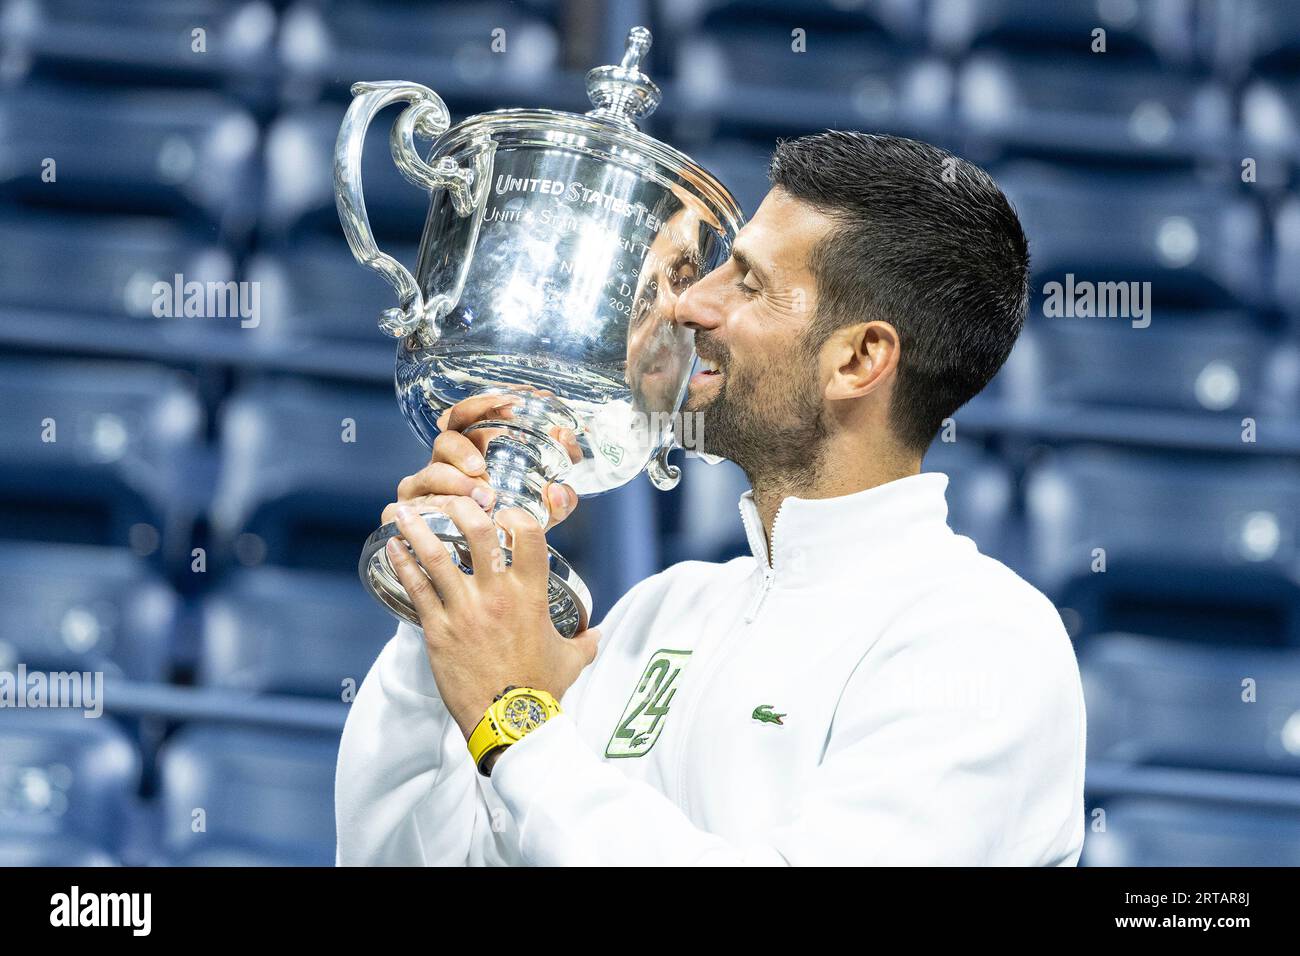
[{"xmin": 737, "ymin": 472, "xmax": 953, "ymax": 586}]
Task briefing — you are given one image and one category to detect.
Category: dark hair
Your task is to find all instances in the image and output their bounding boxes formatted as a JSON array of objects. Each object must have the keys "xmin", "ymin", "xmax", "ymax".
[{"xmin": 769, "ymin": 131, "xmax": 1029, "ymax": 453}]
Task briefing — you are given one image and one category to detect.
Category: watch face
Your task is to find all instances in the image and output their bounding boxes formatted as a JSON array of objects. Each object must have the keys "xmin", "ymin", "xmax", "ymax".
[{"xmin": 501, "ymin": 695, "xmax": 548, "ymax": 735}]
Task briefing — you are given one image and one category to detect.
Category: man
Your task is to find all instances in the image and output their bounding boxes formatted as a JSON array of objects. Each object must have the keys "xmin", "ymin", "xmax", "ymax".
[{"xmin": 335, "ymin": 132, "xmax": 1087, "ymax": 866}]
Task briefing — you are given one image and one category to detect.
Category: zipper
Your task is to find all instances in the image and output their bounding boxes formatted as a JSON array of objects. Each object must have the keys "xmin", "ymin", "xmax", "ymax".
[
  {"xmin": 673, "ymin": 493, "xmax": 791, "ymax": 810},
  {"xmin": 739, "ymin": 494, "xmax": 787, "ymax": 623}
]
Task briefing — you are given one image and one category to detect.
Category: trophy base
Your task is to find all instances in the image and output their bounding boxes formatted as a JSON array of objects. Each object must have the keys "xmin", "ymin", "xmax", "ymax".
[{"xmin": 358, "ymin": 511, "xmax": 592, "ymax": 639}]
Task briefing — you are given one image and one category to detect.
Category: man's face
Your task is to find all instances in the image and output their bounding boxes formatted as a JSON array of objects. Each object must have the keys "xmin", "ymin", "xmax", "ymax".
[{"xmin": 677, "ymin": 188, "xmax": 837, "ymax": 476}]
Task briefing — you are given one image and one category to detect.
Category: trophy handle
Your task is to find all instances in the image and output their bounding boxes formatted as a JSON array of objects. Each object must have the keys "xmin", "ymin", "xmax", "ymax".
[{"xmin": 334, "ymin": 81, "xmax": 476, "ymax": 339}]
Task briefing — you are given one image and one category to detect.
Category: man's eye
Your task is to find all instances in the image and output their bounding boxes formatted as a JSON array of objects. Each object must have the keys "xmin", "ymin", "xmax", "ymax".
[{"xmin": 735, "ymin": 273, "xmax": 760, "ymax": 297}]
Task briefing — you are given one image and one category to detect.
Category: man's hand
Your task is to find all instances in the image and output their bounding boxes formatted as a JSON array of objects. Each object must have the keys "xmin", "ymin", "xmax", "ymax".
[
  {"xmin": 383, "ymin": 390, "xmax": 582, "ymax": 531},
  {"xmin": 386, "ymin": 499, "xmax": 599, "ymax": 740}
]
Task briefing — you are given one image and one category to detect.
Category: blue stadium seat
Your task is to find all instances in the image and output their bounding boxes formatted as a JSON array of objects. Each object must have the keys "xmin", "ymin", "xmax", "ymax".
[
  {"xmin": 0, "ymin": 0, "xmax": 275, "ymax": 95},
  {"xmin": 929, "ymin": 0, "xmax": 1195, "ymax": 63},
  {"xmin": 198, "ymin": 567, "xmax": 395, "ymax": 698},
  {"xmin": 262, "ymin": 106, "xmax": 431, "ymax": 242},
  {"xmin": 998, "ymin": 163, "xmax": 1266, "ymax": 311},
  {"xmin": 0, "ymin": 211, "xmax": 234, "ymax": 321},
  {"xmin": 1275, "ymin": 197, "xmax": 1300, "ymax": 322},
  {"xmin": 279, "ymin": 0, "xmax": 563, "ymax": 107},
  {"xmin": 1240, "ymin": 77, "xmax": 1300, "ymax": 165},
  {"xmin": 0, "ymin": 835, "xmax": 117, "ymax": 866},
  {"xmin": 0, "ymin": 542, "xmax": 176, "ymax": 681},
  {"xmin": 0, "ymin": 86, "xmax": 259, "ymax": 237},
  {"xmin": 1024, "ymin": 448, "xmax": 1300, "ymax": 643},
  {"xmin": 956, "ymin": 54, "xmax": 1230, "ymax": 162},
  {"xmin": 1206, "ymin": 0, "xmax": 1300, "ymax": 77},
  {"xmin": 1002, "ymin": 316, "xmax": 1298, "ymax": 417},
  {"xmin": 1083, "ymin": 633, "xmax": 1300, "ymax": 775},
  {"xmin": 210, "ymin": 379, "xmax": 424, "ymax": 573},
  {"xmin": 0, "ymin": 357, "xmax": 204, "ymax": 554},
  {"xmin": 158, "ymin": 725, "xmax": 339, "ymax": 866},
  {"xmin": 1083, "ymin": 798, "xmax": 1300, "ymax": 866},
  {"xmin": 922, "ymin": 439, "xmax": 1017, "ymax": 566},
  {"xmin": 666, "ymin": 30, "xmax": 949, "ymax": 140},
  {"xmin": 0, "ymin": 708, "xmax": 140, "ymax": 862},
  {"xmin": 244, "ymin": 238, "xmax": 419, "ymax": 344}
]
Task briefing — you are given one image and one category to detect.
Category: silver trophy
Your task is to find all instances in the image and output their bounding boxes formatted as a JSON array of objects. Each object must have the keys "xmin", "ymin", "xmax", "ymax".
[{"xmin": 334, "ymin": 27, "xmax": 743, "ymax": 637}]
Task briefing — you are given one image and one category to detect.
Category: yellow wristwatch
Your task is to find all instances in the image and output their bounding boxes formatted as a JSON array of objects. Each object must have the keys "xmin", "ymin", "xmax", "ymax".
[{"xmin": 467, "ymin": 686, "xmax": 562, "ymax": 776}]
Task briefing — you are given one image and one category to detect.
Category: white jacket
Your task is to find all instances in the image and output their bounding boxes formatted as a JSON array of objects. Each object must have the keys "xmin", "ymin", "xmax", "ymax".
[{"xmin": 335, "ymin": 472, "xmax": 1087, "ymax": 866}]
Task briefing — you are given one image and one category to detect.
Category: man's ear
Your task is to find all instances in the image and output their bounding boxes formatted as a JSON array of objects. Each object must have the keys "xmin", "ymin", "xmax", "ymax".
[{"xmin": 823, "ymin": 320, "xmax": 900, "ymax": 401}]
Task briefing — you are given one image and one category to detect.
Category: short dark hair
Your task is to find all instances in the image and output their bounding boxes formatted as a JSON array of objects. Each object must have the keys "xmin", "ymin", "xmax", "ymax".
[{"xmin": 769, "ymin": 131, "xmax": 1029, "ymax": 453}]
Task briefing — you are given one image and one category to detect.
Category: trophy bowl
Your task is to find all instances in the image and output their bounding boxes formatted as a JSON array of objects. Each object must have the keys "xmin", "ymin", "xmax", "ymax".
[{"xmin": 335, "ymin": 27, "xmax": 743, "ymax": 637}]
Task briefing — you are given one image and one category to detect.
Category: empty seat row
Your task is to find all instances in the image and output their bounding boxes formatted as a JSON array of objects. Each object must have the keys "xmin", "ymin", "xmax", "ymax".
[{"xmin": 0, "ymin": 709, "xmax": 339, "ymax": 866}]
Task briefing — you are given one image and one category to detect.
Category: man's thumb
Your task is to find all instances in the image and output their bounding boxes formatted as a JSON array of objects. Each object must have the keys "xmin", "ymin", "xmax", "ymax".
[{"xmin": 570, "ymin": 627, "xmax": 600, "ymax": 664}]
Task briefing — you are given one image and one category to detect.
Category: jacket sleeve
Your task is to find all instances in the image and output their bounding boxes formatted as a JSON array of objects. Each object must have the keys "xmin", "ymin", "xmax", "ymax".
[
  {"xmin": 334, "ymin": 580, "xmax": 646, "ymax": 866},
  {"xmin": 488, "ymin": 604, "xmax": 1086, "ymax": 866},
  {"xmin": 334, "ymin": 621, "xmax": 505, "ymax": 866}
]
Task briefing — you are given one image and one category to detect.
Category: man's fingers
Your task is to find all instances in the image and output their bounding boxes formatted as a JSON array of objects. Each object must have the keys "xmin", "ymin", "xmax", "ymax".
[
  {"xmin": 382, "ymin": 495, "xmax": 453, "ymax": 526},
  {"xmin": 543, "ymin": 482, "xmax": 578, "ymax": 530},
  {"xmin": 385, "ymin": 536, "xmax": 447, "ymax": 624},
  {"xmin": 495, "ymin": 507, "xmax": 548, "ymax": 585},
  {"xmin": 398, "ymin": 462, "xmax": 493, "ymax": 510},
  {"xmin": 550, "ymin": 427, "xmax": 582, "ymax": 464},
  {"xmin": 441, "ymin": 393, "xmax": 523, "ymax": 433},
  {"xmin": 439, "ymin": 496, "xmax": 504, "ymax": 578},
  {"xmin": 432, "ymin": 430, "xmax": 487, "ymax": 476},
  {"xmin": 393, "ymin": 505, "xmax": 467, "ymax": 604}
]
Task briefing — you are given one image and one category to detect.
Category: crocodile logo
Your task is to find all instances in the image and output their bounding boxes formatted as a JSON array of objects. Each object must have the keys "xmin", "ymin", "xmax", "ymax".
[
  {"xmin": 630, "ymin": 732, "xmax": 653, "ymax": 749},
  {"xmin": 751, "ymin": 704, "xmax": 786, "ymax": 726}
]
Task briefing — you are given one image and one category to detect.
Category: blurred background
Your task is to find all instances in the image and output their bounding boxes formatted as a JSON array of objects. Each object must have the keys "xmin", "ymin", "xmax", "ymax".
[{"xmin": 0, "ymin": 0, "xmax": 1298, "ymax": 867}]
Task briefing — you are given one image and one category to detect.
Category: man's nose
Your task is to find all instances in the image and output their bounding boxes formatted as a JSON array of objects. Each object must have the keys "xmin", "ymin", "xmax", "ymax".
[{"xmin": 673, "ymin": 270, "xmax": 726, "ymax": 333}]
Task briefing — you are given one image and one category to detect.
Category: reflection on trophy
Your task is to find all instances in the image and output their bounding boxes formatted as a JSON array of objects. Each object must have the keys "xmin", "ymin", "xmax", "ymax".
[{"xmin": 334, "ymin": 27, "xmax": 743, "ymax": 637}]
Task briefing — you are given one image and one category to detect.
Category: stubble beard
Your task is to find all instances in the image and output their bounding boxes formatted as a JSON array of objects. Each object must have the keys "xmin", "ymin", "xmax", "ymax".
[{"xmin": 687, "ymin": 356, "xmax": 828, "ymax": 488}]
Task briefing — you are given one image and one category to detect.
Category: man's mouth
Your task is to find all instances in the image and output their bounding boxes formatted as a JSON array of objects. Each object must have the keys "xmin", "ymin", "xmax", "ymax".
[{"xmin": 689, "ymin": 357, "xmax": 725, "ymax": 390}]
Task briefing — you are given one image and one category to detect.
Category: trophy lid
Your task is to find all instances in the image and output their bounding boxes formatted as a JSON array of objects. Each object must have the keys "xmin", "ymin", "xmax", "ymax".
[{"xmin": 431, "ymin": 27, "xmax": 744, "ymax": 237}]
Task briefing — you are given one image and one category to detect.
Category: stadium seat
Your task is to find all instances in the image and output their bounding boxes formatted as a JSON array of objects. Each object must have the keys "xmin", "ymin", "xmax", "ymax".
[
  {"xmin": 1274, "ymin": 197, "xmax": 1300, "ymax": 322},
  {"xmin": 0, "ymin": 357, "xmax": 204, "ymax": 554},
  {"xmin": 0, "ymin": 542, "xmax": 177, "ymax": 681},
  {"xmin": 0, "ymin": 211, "xmax": 234, "ymax": 321},
  {"xmin": 1083, "ymin": 798, "xmax": 1300, "ymax": 866},
  {"xmin": 1240, "ymin": 77, "xmax": 1300, "ymax": 160},
  {"xmin": 1002, "ymin": 315, "xmax": 1299, "ymax": 418},
  {"xmin": 921, "ymin": 439, "xmax": 1017, "ymax": 566},
  {"xmin": 1205, "ymin": 0, "xmax": 1300, "ymax": 77},
  {"xmin": 0, "ymin": 0, "xmax": 275, "ymax": 97},
  {"xmin": 279, "ymin": 0, "xmax": 564, "ymax": 107},
  {"xmin": 998, "ymin": 163, "xmax": 1266, "ymax": 311},
  {"xmin": 158, "ymin": 725, "xmax": 339, "ymax": 866},
  {"xmin": 956, "ymin": 54, "xmax": 1230, "ymax": 162},
  {"xmin": 210, "ymin": 379, "xmax": 424, "ymax": 573},
  {"xmin": 198, "ymin": 567, "xmax": 395, "ymax": 698},
  {"xmin": 1082, "ymin": 633, "xmax": 1300, "ymax": 775},
  {"xmin": 262, "ymin": 106, "xmax": 432, "ymax": 242},
  {"xmin": 0, "ymin": 85, "xmax": 260, "ymax": 237},
  {"xmin": 667, "ymin": 30, "xmax": 950, "ymax": 140},
  {"xmin": 244, "ymin": 237, "xmax": 419, "ymax": 344},
  {"xmin": 0, "ymin": 708, "xmax": 140, "ymax": 861},
  {"xmin": 0, "ymin": 835, "xmax": 117, "ymax": 866},
  {"xmin": 1024, "ymin": 448, "xmax": 1300, "ymax": 643},
  {"xmin": 928, "ymin": 0, "xmax": 1195, "ymax": 63}
]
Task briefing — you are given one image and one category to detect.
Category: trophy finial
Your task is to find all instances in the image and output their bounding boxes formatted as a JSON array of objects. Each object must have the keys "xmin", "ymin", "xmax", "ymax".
[{"xmin": 586, "ymin": 26, "xmax": 661, "ymax": 127}]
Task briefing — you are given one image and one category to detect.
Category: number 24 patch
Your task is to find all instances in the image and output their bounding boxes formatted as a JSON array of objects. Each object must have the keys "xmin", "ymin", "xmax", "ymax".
[{"xmin": 605, "ymin": 648, "xmax": 692, "ymax": 758}]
